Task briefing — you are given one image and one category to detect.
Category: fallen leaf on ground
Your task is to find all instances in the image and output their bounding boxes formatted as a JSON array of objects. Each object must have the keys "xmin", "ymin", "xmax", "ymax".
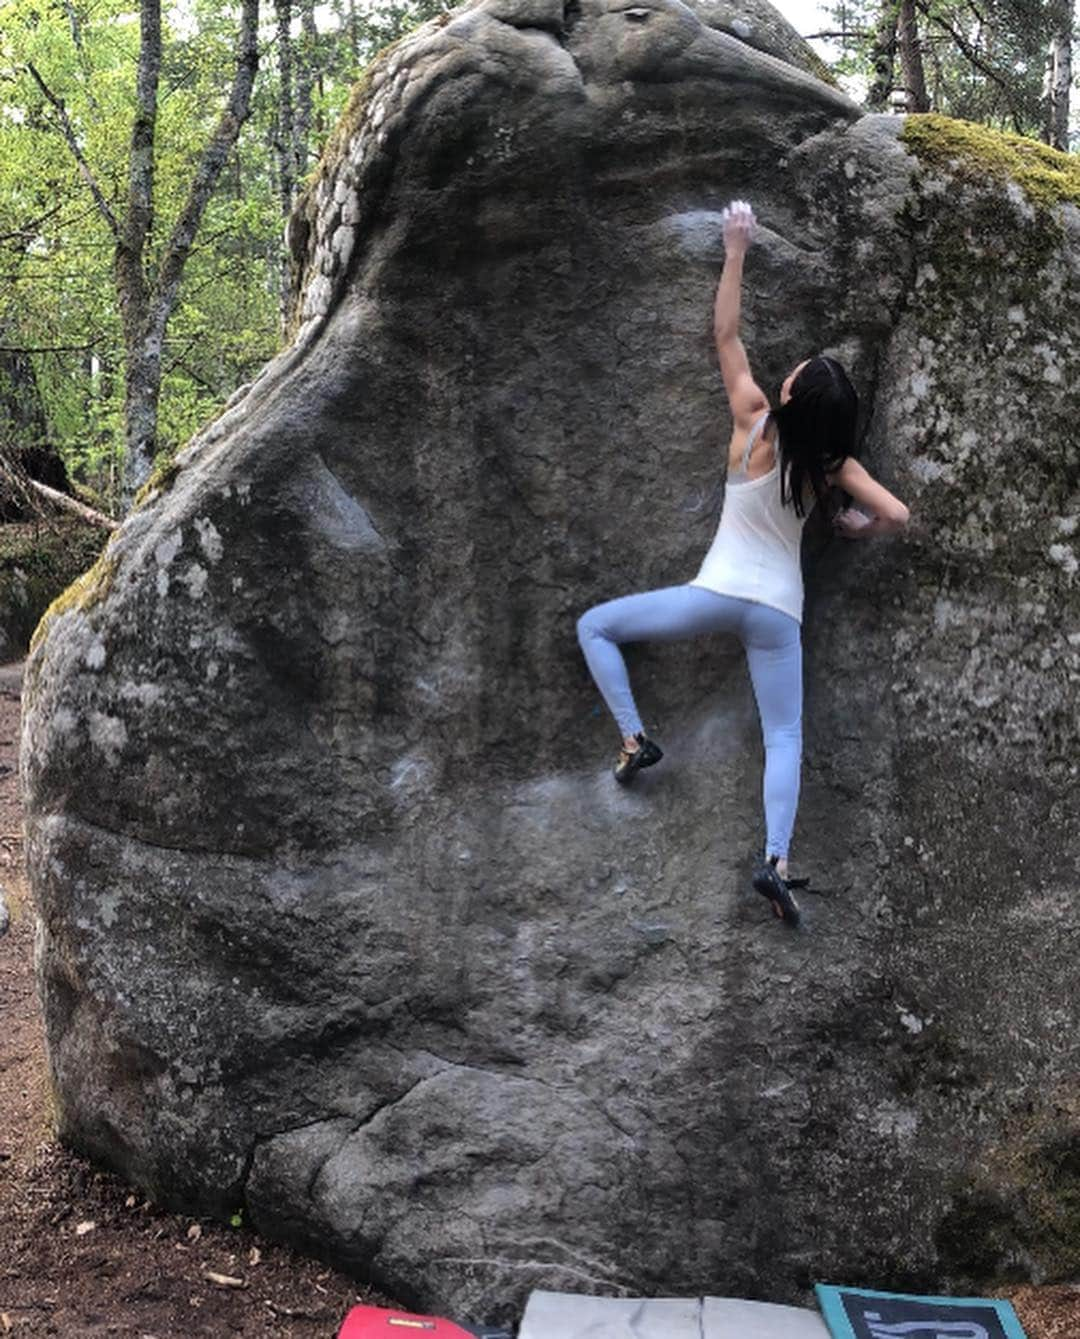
[
  {"xmin": 74, "ymin": 1220, "xmax": 96, "ymax": 1236},
  {"xmin": 204, "ymin": 1271, "xmax": 246, "ymax": 1289},
  {"xmin": 186, "ymin": 1224, "xmax": 202, "ymax": 1241}
]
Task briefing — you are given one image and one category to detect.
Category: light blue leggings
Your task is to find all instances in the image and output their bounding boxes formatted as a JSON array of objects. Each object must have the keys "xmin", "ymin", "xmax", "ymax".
[{"xmin": 577, "ymin": 585, "xmax": 803, "ymax": 859}]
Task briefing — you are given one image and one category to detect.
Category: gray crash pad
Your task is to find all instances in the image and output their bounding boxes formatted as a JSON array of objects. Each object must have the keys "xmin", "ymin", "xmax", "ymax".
[
  {"xmin": 702, "ymin": 1296, "xmax": 831, "ymax": 1337},
  {"xmin": 519, "ymin": 1291, "xmax": 830, "ymax": 1338},
  {"xmin": 518, "ymin": 1293, "xmax": 700, "ymax": 1338}
]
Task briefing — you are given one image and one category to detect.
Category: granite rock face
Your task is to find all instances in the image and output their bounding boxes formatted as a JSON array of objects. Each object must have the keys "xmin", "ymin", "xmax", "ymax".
[{"xmin": 23, "ymin": 0, "xmax": 1080, "ymax": 1321}]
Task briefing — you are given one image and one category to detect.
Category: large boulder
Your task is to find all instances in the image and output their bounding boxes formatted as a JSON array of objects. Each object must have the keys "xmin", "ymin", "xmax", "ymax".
[{"xmin": 23, "ymin": 0, "xmax": 1080, "ymax": 1321}]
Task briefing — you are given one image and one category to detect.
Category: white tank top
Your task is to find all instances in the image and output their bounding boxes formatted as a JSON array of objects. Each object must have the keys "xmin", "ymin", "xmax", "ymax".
[{"xmin": 690, "ymin": 412, "xmax": 812, "ymax": 624}]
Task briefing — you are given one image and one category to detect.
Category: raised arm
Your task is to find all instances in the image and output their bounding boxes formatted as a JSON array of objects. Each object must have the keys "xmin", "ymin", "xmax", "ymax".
[
  {"xmin": 714, "ymin": 201, "xmax": 769, "ymax": 426},
  {"xmin": 829, "ymin": 457, "xmax": 910, "ymax": 538}
]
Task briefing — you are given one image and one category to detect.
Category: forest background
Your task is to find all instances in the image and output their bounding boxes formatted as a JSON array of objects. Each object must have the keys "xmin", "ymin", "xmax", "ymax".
[{"xmin": 0, "ymin": 0, "xmax": 1076, "ymax": 518}]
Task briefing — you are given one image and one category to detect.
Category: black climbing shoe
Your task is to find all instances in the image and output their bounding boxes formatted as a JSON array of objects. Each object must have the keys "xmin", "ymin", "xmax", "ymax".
[
  {"xmin": 753, "ymin": 856, "xmax": 803, "ymax": 928},
  {"xmin": 613, "ymin": 732, "xmax": 663, "ymax": 785}
]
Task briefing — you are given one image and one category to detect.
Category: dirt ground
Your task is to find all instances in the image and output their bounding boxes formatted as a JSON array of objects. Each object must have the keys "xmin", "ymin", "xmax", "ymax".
[{"xmin": 2, "ymin": 662, "xmax": 1078, "ymax": 1338}]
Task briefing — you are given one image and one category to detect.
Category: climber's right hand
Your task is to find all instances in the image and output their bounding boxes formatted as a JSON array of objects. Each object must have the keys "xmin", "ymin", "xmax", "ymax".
[{"xmin": 721, "ymin": 200, "xmax": 756, "ymax": 257}]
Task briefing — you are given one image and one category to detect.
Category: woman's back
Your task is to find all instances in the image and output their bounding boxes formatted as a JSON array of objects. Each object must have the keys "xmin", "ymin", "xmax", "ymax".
[{"xmin": 692, "ymin": 412, "xmax": 810, "ymax": 624}]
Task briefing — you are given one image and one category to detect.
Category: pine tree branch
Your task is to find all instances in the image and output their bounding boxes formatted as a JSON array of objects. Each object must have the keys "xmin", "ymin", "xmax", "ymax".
[{"xmin": 24, "ymin": 63, "xmax": 120, "ymax": 240}]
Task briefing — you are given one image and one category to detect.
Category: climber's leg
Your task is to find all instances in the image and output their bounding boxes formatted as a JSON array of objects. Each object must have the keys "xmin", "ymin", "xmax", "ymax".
[
  {"xmin": 742, "ymin": 602, "xmax": 803, "ymax": 865},
  {"xmin": 577, "ymin": 586, "xmax": 739, "ymax": 771},
  {"xmin": 740, "ymin": 604, "xmax": 803, "ymax": 926}
]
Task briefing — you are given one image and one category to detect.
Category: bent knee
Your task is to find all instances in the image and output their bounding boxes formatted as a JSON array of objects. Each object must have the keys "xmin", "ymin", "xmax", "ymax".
[{"xmin": 577, "ymin": 607, "xmax": 607, "ymax": 643}]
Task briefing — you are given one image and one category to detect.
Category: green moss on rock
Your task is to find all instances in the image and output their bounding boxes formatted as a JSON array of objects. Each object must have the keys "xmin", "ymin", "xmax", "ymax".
[
  {"xmin": 132, "ymin": 456, "xmax": 182, "ymax": 512},
  {"xmin": 901, "ymin": 114, "xmax": 1080, "ymax": 212}
]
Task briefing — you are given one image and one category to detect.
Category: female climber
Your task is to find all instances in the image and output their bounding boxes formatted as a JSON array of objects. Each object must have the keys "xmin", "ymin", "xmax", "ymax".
[{"xmin": 576, "ymin": 199, "xmax": 909, "ymax": 927}]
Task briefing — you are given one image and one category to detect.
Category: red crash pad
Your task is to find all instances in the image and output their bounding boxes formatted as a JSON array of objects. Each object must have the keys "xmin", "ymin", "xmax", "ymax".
[{"xmin": 337, "ymin": 1304, "xmax": 510, "ymax": 1339}]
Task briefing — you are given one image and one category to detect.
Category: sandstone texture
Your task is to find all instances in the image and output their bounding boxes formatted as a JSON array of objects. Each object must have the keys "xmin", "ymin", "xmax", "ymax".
[{"xmin": 23, "ymin": 0, "xmax": 1080, "ymax": 1322}]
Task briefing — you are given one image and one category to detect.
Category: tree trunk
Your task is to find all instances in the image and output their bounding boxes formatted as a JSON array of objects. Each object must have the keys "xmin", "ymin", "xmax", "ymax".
[
  {"xmin": 122, "ymin": 331, "xmax": 163, "ymax": 498},
  {"xmin": 1046, "ymin": 2, "xmax": 1073, "ymax": 150},
  {"xmin": 274, "ymin": 0, "xmax": 295, "ymax": 327},
  {"xmin": 119, "ymin": 0, "xmax": 261, "ymax": 504},
  {"xmin": 294, "ymin": 0, "xmax": 317, "ymax": 182},
  {"xmin": 898, "ymin": 0, "xmax": 930, "ymax": 112},
  {"xmin": 867, "ymin": 0, "xmax": 900, "ymax": 111},
  {"xmin": 347, "ymin": 0, "xmax": 360, "ymax": 65}
]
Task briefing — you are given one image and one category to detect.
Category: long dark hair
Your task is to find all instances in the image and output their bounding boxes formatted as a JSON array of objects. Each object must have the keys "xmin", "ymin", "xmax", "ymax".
[{"xmin": 770, "ymin": 356, "xmax": 858, "ymax": 517}]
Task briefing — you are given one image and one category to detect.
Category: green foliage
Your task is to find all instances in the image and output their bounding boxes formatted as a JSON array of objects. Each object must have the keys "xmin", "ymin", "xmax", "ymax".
[
  {"xmin": 821, "ymin": 0, "xmax": 1062, "ymax": 135},
  {"xmin": 0, "ymin": 0, "xmax": 453, "ymax": 513}
]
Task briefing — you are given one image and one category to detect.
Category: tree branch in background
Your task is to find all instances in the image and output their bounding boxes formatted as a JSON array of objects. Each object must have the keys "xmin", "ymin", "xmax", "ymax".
[
  {"xmin": 917, "ymin": 1, "xmax": 1022, "ymax": 108},
  {"xmin": 0, "ymin": 203, "xmax": 66, "ymax": 247},
  {"xmin": 59, "ymin": 0, "xmax": 102, "ymax": 119},
  {"xmin": 151, "ymin": 0, "xmax": 260, "ymax": 335},
  {"xmin": 26, "ymin": 478, "xmax": 118, "ymax": 530},
  {"xmin": 0, "ymin": 344, "xmax": 101, "ymax": 353},
  {"xmin": 24, "ymin": 63, "xmax": 120, "ymax": 239}
]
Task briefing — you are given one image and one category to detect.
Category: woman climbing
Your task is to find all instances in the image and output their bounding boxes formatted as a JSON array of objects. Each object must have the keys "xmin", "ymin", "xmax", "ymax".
[{"xmin": 576, "ymin": 200, "xmax": 909, "ymax": 928}]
